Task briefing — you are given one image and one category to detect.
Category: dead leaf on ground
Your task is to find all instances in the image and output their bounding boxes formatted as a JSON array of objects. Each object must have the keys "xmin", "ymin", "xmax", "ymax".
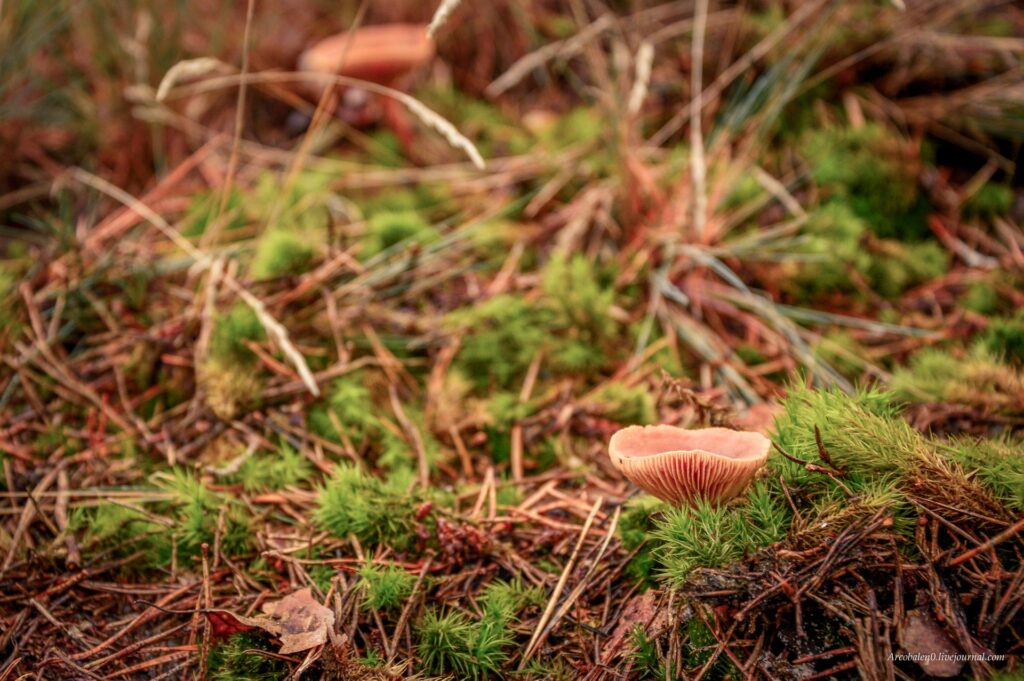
[
  {"xmin": 601, "ymin": 590, "xmax": 672, "ymax": 664},
  {"xmin": 203, "ymin": 587, "xmax": 336, "ymax": 655},
  {"xmin": 900, "ymin": 608, "xmax": 964, "ymax": 678}
]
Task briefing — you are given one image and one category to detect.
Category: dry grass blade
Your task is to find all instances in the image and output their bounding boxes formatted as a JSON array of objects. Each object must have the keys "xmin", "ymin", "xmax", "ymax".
[
  {"xmin": 519, "ymin": 496, "xmax": 604, "ymax": 668},
  {"xmin": 68, "ymin": 168, "xmax": 320, "ymax": 397}
]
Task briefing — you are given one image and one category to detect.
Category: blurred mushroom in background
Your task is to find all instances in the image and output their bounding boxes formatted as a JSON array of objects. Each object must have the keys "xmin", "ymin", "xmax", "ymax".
[{"xmin": 294, "ymin": 23, "xmax": 434, "ymax": 152}]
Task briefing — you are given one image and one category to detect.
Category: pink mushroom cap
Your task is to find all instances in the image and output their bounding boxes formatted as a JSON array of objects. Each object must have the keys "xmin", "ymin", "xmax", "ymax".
[
  {"xmin": 609, "ymin": 425, "xmax": 770, "ymax": 505},
  {"xmin": 298, "ymin": 23, "xmax": 435, "ymax": 87}
]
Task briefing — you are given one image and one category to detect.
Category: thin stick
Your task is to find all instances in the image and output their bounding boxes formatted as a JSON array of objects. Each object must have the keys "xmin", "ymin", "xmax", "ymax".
[
  {"xmin": 519, "ymin": 496, "xmax": 603, "ymax": 667},
  {"xmin": 386, "ymin": 556, "xmax": 433, "ymax": 659},
  {"xmin": 948, "ymin": 516, "xmax": 1024, "ymax": 568},
  {"xmin": 389, "ymin": 384, "xmax": 430, "ymax": 489},
  {"xmin": 69, "ymin": 168, "xmax": 320, "ymax": 397}
]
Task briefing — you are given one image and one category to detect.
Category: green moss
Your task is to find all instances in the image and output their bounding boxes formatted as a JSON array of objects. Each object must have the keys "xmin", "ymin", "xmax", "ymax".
[
  {"xmin": 813, "ymin": 330, "xmax": 868, "ymax": 381},
  {"xmin": 981, "ymin": 313, "xmax": 1024, "ymax": 364},
  {"xmin": 199, "ymin": 359, "xmax": 262, "ymax": 421},
  {"xmin": 448, "ymin": 295, "xmax": 552, "ymax": 391},
  {"xmin": 537, "ymin": 107, "xmax": 604, "ymax": 151},
  {"xmin": 801, "ymin": 123, "xmax": 929, "ymax": 240},
  {"xmin": 182, "ymin": 189, "xmax": 247, "ymax": 237},
  {"xmin": 315, "ymin": 465, "xmax": 422, "ymax": 550},
  {"xmin": 70, "ymin": 503, "xmax": 166, "ymax": 568},
  {"xmin": 651, "ymin": 481, "xmax": 789, "ymax": 585},
  {"xmin": 250, "ymin": 228, "xmax": 316, "ymax": 279},
  {"xmin": 631, "ymin": 626, "xmax": 672, "ymax": 679},
  {"xmin": 209, "ymin": 304, "xmax": 265, "ymax": 367},
  {"xmin": 448, "ymin": 254, "xmax": 624, "ymax": 390},
  {"xmin": 866, "ymin": 240, "xmax": 948, "ymax": 299},
  {"xmin": 890, "ymin": 347, "xmax": 1023, "ymax": 412},
  {"xmin": 418, "ymin": 85, "xmax": 531, "ymax": 158},
  {"xmin": 792, "ymin": 202, "xmax": 870, "ymax": 297},
  {"xmin": 208, "ymin": 632, "xmax": 286, "ymax": 681},
  {"xmin": 618, "ymin": 495, "xmax": 665, "ymax": 583},
  {"xmin": 948, "ymin": 437, "xmax": 1024, "ymax": 511},
  {"xmin": 308, "ymin": 372, "xmax": 380, "ymax": 444},
  {"xmin": 415, "ymin": 608, "xmax": 512, "ymax": 680},
  {"xmin": 962, "ymin": 183, "xmax": 1013, "ymax": 220},
  {"xmin": 962, "ymin": 280, "xmax": 1001, "ymax": 315},
  {"xmin": 233, "ymin": 445, "xmax": 312, "ymax": 492},
  {"xmin": 357, "ymin": 561, "xmax": 416, "ymax": 611},
  {"xmin": 76, "ymin": 469, "xmax": 253, "ymax": 572},
  {"xmin": 157, "ymin": 469, "xmax": 252, "ymax": 562},
  {"xmin": 590, "ymin": 382, "xmax": 656, "ymax": 424},
  {"xmin": 361, "ymin": 210, "xmax": 438, "ymax": 259},
  {"xmin": 479, "ymin": 578, "xmax": 544, "ymax": 621},
  {"xmin": 792, "ymin": 201, "xmax": 948, "ymax": 300}
]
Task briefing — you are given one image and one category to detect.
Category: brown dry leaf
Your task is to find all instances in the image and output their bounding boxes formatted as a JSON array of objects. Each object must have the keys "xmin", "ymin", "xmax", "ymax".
[
  {"xmin": 900, "ymin": 609, "xmax": 964, "ymax": 678},
  {"xmin": 601, "ymin": 590, "xmax": 671, "ymax": 664},
  {"xmin": 203, "ymin": 587, "xmax": 336, "ymax": 655}
]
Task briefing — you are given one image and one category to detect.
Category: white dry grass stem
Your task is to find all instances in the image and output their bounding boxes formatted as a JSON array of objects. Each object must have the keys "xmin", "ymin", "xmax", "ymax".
[
  {"xmin": 519, "ymin": 496, "xmax": 604, "ymax": 668},
  {"xmin": 627, "ymin": 41, "xmax": 654, "ymax": 115},
  {"xmin": 427, "ymin": 0, "xmax": 464, "ymax": 39},
  {"xmin": 155, "ymin": 58, "xmax": 230, "ymax": 101},
  {"xmin": 160, "ymin": 70, "xmax": 485, "ymax": 170},
  {"xmin": 69, "ymin": 168, "xmax": 321, "ymax": 397}
]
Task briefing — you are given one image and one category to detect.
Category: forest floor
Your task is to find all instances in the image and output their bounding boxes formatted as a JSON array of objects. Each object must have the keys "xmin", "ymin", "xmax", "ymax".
[{"xmin": 1, "ymin": 1, "xmax": 1023, "ymax": 679}]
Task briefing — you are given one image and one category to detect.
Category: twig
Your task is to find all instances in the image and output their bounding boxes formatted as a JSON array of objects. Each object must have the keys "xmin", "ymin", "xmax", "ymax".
[{"xmin": 520, "ymin": 496, "xmax": 604, "ymax": 667}]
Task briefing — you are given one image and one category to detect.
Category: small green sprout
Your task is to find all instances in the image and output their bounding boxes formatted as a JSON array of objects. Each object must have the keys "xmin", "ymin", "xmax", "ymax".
[{"xmin": 357, "ymin": 561, "xmax": 416, "ymax": 611}]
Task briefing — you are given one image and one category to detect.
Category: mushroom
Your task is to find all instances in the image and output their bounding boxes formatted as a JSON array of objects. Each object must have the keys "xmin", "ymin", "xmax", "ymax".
[
  {"xmin": 298, "ymin": 23, "xmax": 435, "ymax": 91},
  {"xmin": 608, "ymin": 425, "xmax": 770, "ymax": 505},
  {"xmin": 296, "ymin": 23, "xmax": 434, "ymax": 150}
]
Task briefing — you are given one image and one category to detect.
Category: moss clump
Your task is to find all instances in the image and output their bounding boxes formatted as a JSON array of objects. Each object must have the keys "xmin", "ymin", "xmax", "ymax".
[
  {"xmin": 947, "ymin": 437, "xmax": 1024, "ymax": 511},
  {"xmin": 70, "ymin": 503, "xmax": 166, "ymax": 570},
  {"xmin": 541, "ymin": 254, "xmax": 618, "ymax": 372},
  {"xmin": 308, "ymin": 372, "xmax": 380, "ymax": 444},
  {"xmin": 890, "ymin": 348, "xmax": 1023, "ymax": 413},
  {"xmin": 357, "ymin": 561, "xmax": 416, "ymax": 611},
  {"xmin": 315, "ymin": 465, "xmax": 423, "ymax": 551},
  {"xmin": 981, "ymin": 313, "xmax": 1024, "ymax": 364},
  {"xmin": 156, "ymin": 469, "xmax": 253, "ymax": 562},
  {"xmin": 865, "ymin": 240, "xmax": 948, "ymax": 299},
  {"xmin": 773, "ymin": 385, "xmax": 1014, "ymax": 528},
  {"xmin": 962, "ymin": 279, "xmax": 1001, "ymax": 315},
  {"xmin": 801, "ymin": 123, "xmax": 929, "ymax": 240},
  {"xmin": 415, "ymin": 608, "xmax": 512, "ymax": 680},
  {"xmin": 208, "ymin": 632, "xmax": 287, "ymax": 681},
  {"xmin": 250, "ymin": 228, "xmax": 316, "ymax": 279},
  {"xmin": 791, "ymin": 202, "xmax": 948, "ymax": 300},
  {"xmin": 618, "ymin": 495, "xmax": 665, "ymax": 583},
  {"xmin": 361, "ymin": 210, "xmax": 438, "ymax": 259},
  {"xmin": 210, "ymin": 304, "xmax": 265, "ymax": 367},
  {"xmin": 962, "ymin": 183, "xmax": 1013, "ymax": 220},
  {"xmin": 182, "ymin": 189, "xmax": 247, "ymax": 238},
  {"xmin": 76, "ymin": 469, "xmax": 252, "ymax": 571},
  {"xmin": 200, "ymin": 359, "xmax": 262, "ymax": 421},
  {"xmin": 203, "ymin": 305, "xmax": 267, "ymax": 420},
  {"xmin": 589, "ymin": 382, "xmax": 656, "ymax": 425},
  {"xmin": 233, "ymin": 444, "xmax": 312, "ymax": 492},
  {"xmin": 414, "ymin": 579, "xmax": 538, "ymax": 679},
  {"xmin": 449, "ymin": 254, "xmax": 624, "ymax": 391},
  {"xmin": 448, "ymin": 295, "xmax": 552, "ymax": 391},
  {"xmin": 791, "ymin": 202, "xmax": 870, "ymax": 297},
  {"xmin": 651, "ymin": 481, "xmax": 789, "ymax": 585}
]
